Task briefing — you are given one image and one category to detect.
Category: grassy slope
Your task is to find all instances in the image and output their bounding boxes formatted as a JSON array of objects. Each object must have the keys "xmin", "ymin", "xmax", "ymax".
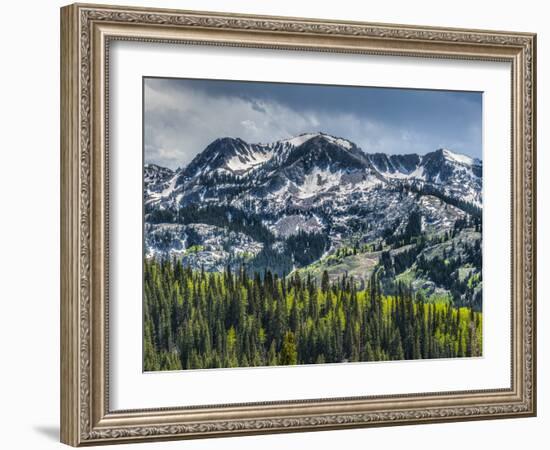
[{"xmin": 295, "ymin": 228, "xmax": 481, "ymax": 304}]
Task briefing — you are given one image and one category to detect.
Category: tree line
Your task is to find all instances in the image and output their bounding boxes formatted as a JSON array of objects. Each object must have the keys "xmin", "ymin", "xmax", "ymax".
[{"xmin": 144, "ymin": 259, "xmax": 482, "ymax": 371}]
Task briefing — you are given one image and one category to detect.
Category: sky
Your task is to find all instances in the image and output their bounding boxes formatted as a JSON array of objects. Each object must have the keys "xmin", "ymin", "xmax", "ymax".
[{"xmin": 144, "ymin": 77, "xmax": 482, "ymax": 170}]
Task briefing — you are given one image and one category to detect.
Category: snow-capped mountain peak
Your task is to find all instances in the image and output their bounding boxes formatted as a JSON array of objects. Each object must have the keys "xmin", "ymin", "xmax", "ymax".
[
  {"xmin": 438, "ymin": 148, "xmax": 481, "ymax": 167},
  {"xmin": 182, "ymin": 137, "xmax": 260, "ymax": 177},
  {"xmin": 144, "ymin": 163, "xmax": 174, "ymax": 182},
  {"xmin": 279, "ymin": 132, "xmax": 355, "ymax": 150},
  {"xmin": 279, "ymin": 132, "xmax": 321, "ymax": 147},
  {"xmin": 182, "ymin": 133, "xmax": 362, "ymax": 178},
  {"xmin": 146, "ymin": 134, "xmax": 482, "ymax": 216}
]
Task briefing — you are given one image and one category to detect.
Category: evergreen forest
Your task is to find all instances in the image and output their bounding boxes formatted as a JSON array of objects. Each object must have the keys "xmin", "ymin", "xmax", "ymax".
[{"xmin": 144, "ymin": 258, "xmax": 482, "ymax": 371}]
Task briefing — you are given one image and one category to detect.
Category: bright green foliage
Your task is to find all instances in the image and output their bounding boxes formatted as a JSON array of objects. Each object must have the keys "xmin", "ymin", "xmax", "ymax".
[
  {"xmin": 280, "ymin": 331, "xmax": 298, "ymax": 365},
  {"xmin": 143, "ymin": 259, "xmax": 482, "ymax": 371}
]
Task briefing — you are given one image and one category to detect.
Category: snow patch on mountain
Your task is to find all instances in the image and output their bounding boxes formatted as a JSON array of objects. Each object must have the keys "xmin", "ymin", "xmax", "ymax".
[
  {"xmin": 226, "ymin": 148, "xmax": 274, "ymax": 172},
  {"xmin": 271, "ymin": 214, "xmax": 323, "ymax": 237},
  {"xmin": 279, "ymin": 132, "xmax": 354, "ymax": 150},
  {"xmin": 409, "ymin": 165, "xmax": 426, "ymax": 180},
  {"xmin": 297, "ymin": 168, "xmax": 344, "ymax": 199},
  {"xmin": 322, "ymin": 135, "xmax": 354, "ymax": 150},
  {"xmin": 282, "ymin": 133, "xmax": 321, "ymax": 147},
  {"xmin": 441, "ymin": 148, "xmax": 479, "ymax": 166}
]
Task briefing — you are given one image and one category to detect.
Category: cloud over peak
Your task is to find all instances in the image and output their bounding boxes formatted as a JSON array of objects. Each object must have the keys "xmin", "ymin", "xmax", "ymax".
[{"xmin": 144, "ymin": 77, "xmax": 482, "ymax": 169}]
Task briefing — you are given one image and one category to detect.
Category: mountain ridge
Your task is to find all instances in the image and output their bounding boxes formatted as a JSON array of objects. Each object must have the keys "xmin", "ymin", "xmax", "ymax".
[
  {"xmin": 146, "ymin": 132, "xmax": 482, "ymax": 209},
  {"xmin": 144, "ymin": 132, "xmax": 483, "ymax": 308}
]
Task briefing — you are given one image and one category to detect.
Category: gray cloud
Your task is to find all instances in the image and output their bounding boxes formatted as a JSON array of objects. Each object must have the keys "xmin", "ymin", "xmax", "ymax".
[{"xmin": 144, "ymin": 78, "xmax": 481, "ymax": 169}]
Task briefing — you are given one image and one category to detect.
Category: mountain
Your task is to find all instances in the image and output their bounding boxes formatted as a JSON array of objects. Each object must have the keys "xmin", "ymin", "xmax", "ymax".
[
  {"xmin": 144, "ymin": 133, "xmax": 483, "ymax": 308},
  {"xmin": 367, "ymin": 148, "xmax": 482, "ymax": 207},
  {"xmin": 182, "ymin": 137, "xmax": 276, "ymax": 177}
]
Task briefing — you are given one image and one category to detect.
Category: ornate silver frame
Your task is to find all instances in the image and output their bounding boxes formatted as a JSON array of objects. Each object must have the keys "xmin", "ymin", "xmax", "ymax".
[{"xmin": 60, "ymin": 3, "xmax": 536, "ymax": 446}]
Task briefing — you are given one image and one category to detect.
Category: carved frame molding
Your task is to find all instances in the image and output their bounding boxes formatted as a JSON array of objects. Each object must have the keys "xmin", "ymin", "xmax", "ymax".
[{"xmin": 60, "ymin": 3, "xmax": 536, "ymax": 446}]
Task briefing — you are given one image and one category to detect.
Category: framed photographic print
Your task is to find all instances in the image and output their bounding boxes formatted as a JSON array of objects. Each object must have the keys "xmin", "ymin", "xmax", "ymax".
[{"xmin": 60, "ymin": 3, "xmax": 537, "ymax": 446}]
